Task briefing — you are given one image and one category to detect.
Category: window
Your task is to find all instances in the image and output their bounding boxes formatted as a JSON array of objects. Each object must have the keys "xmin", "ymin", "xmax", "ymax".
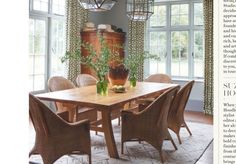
[
  {"xmin": 145, "ymin": 0, "xmax": 204, "ymax": 79},
  {"xmin": 29, "ymin": 0, "xmax": 66, "ymax": 92},
  {"xmin": 29, "ymin": 18, "xmax": 47, "ymax": 91},
  {"xmin": 171, "ymin": 4, "xmax": 189, "ymax": 26}
]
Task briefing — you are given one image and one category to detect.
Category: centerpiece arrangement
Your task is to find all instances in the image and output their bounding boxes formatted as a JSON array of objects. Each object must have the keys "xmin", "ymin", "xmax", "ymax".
[
  {"xmin": 62, "ymin": 33, "xmax": 112, "ymax": 95},
  {"xmin": 61, "ymin": 32, "xmax": 159, "ymax": 95},
  {"xmin": 124, "ymin": 52, "xmax": 160, "ymax": 87}
]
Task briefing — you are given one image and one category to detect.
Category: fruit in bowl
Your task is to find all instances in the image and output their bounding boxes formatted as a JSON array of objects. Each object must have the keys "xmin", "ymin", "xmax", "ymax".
[{"xmin": 111, "ymin": 85, "xmax": 126, "ymax": 93}]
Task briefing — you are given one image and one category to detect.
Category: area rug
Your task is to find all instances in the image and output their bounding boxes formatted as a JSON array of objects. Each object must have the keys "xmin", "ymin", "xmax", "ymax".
[{"xmin": 29, "ymin": 121, "xmax": 213, "ymax": 164}]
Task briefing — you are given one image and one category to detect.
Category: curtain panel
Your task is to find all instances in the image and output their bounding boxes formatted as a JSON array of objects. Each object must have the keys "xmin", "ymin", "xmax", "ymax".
[
  {"xmin": 128, "ymin": 20, "xmax": 145, "ymax": 81},
  {"xmin": 65, "ymin": 0, "xmax": 88, "ymax": 83},
  {"xmin": 203, "ymin": 0, "xmax": 214, "ymax": 115}
]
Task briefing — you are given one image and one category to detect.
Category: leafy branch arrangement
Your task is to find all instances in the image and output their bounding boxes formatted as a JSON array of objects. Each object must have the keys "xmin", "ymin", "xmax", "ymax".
[
  {"xmin": 61, "ymin": 33, "xmax": 112, "ymax": 82},
  {"xmin": 124, "ymin": 52, "xmax": 160, "ymax": 80},
  {"xmin": 61, "ymin": 32, "xmax": 160, "ymax": 84}
]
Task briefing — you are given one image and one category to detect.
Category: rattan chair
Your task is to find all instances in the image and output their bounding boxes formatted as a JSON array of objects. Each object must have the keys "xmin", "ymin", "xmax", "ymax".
[
  {"xmin": 76, "ymin": 74, "xmax": 98, "ymax": 87},
  {"xmin": 48, "ymin": 76, "xmax": 78, "ymax": 122},
  {"xmin": 168, "ymin": 80, "xmax": 194, "ymax": 144},
  {"xmin": 137, "ymin": 73, "xmax": 173, "ymax": 110},
  {"xmin": 144, "ymin": 73, "xmax": 172, "ymax": 83},
  {"xmin": 29, "ymin": 93, "xmax": 91, "ymax": 164},
  {"xmin": 121, "ymin": 86, "xmax": 180, "ymax": 163}
]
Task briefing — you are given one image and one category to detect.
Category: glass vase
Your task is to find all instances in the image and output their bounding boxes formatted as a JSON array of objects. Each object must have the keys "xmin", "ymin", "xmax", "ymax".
[
  {"xmin": 130, "ymin": 77, "xmax": 137, "ymax": 88},
  {"xmin": 96, "ymin": 80, "xmax": 108, "ymax": 96}
]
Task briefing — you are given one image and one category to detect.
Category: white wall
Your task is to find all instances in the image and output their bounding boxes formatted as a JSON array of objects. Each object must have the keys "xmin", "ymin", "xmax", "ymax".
[{"xmin": 88, "ymin": 0, "xmax": 128, "ymax": 33}]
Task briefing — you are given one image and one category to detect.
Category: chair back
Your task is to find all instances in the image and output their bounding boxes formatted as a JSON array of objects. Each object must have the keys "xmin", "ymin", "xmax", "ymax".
[
  {"xmin": 48, "ymin": 76, "xmax": 75, "ymax": 91},
  {"xmin": 76, "ymin": 74, "xmax": 98, "ymax": 87},
  {"xmin": 48, "ymin": 76, "xmax": 76, "ymax": 112},
  {"xmin": 139, "ymin": 86, "xmax": 180, "ymax": 130},
  {"xmin": 144, "ymin": 73, "xmax": 172, "ymax": 83},
  {"xmin": 169, "ymin": 80, "xmax": 194, "ymax": 118},
  {"xmin": 29, "ymin": 93, "xmax": 66, "ymax": 137}
]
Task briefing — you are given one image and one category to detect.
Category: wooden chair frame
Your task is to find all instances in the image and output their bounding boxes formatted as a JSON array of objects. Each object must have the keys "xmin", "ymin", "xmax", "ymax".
[
  {"xmin": 121, "ymin": 86, "xmax": 180, "ymax": 163},
  {"xmin": 29, "ymin": 93, "xmax": 91, "ymax": 164},
  {"xmin": 168, "ymin": 80, "xmax": 194, "ymax": 144}
]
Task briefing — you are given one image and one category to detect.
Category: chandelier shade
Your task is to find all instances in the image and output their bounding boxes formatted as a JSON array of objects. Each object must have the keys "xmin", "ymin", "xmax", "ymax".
[
  {"xmin": 126, "ymin": 0, "xmax": 154, "ymax": 21},
  {"xmin": 79, "ymin": 0, "xmax": 117, "ymax": 12}
]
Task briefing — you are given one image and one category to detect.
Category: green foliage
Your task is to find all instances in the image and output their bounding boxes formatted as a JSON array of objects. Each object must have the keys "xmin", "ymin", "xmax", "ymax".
[
  {"xmin": 61, "ymin": 33, "xmax": 112, "ymax": 81},
  {"xmin": 61, "ymin": 32, "xmax": 159, "ymax": 82},
  {"xmin": 124, "ymin": 51, "xmax": 160, "ymax": 80}
]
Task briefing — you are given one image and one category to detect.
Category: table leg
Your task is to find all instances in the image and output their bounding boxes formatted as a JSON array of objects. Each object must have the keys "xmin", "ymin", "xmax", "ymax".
[
  {"xmin": 68, "ymin": 108, "xmax": 76, "ymax": 122},
  {"xmin": 101, "ymin": 110, "xmax": 119, "ymax": 158}
]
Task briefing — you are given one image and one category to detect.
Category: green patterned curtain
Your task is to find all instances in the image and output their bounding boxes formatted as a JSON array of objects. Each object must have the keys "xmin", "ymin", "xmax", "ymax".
[
  {"xmin": 128, "ymin": 20, "xmax": 145, "ymax": 81},
  {"xmin": 203, "ymin": 0, "xmax": 213, "ymax": 115},
  {"xmin": 65, "ymin": 0, "xmax": 88, "ymax": 83}
]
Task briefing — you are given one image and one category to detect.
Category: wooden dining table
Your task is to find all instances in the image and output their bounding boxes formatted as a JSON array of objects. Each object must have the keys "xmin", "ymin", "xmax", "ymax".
[{"xmin": 36, "ymin": 82, "xmax": 178, "ymax": 159}]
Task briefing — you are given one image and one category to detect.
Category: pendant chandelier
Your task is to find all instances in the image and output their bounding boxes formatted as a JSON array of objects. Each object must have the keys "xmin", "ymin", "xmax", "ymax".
[
  {"xmin": 126, "ymin": 0, "xmax": 154, "ymax": 21},
  {"xmin": 79, "ymin": 0, "xmax": 117, "ymax": 12}
]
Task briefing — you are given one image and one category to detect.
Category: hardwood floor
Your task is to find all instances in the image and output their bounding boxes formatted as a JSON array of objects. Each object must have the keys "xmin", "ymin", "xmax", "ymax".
[
  {"xmin": 185, "ymin": 111, "xmax": 213, "ymax": 164},
  {"xmin": 185, "ymin": 111, "xmax": 213, "ymax": 125}
]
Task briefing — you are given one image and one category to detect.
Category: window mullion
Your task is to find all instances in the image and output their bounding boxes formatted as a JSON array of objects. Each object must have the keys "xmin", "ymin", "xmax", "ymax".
[
  {"xmin": 189, "ymin": 1, "xmax": 194, "ymax": 79},
  {"xmin": 49, "ymin": 0, "xmax": 51, "ymax": 13},
  {"xmin": 166, "ymin": 2, "xmax": 171, "ymax": 75},
  {"xmin": 46, "ymin": 17, "xmax": 52, "ymax": 90}
]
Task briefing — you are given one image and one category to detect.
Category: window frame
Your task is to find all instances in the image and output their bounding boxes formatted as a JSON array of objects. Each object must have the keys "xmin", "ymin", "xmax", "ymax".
[
  {"xmin": 145, "ymin": 0, "xmax": 204, "ymax": 80},
  {"xmin": 29, "ymin": 0, "xmax": 66, "ymax": 93}
]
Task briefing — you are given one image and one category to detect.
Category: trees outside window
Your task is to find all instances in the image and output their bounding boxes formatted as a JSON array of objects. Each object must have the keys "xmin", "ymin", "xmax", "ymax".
[
  {"xmin": 145, "ymin": 0, "xmax": 204, "ymax": 80},
  {"xmin": 29, "ymin": 0, "xmax": 66, "ymax": 92}
]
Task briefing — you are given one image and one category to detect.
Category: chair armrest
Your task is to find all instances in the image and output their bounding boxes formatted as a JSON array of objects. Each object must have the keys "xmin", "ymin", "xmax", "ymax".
[
  {"xmin": 70, "ymin": 119, "xmax": 90, "ymax": 127},
  {"xmin": 136, "ymin": 98, "xmax": 155, "ymax": 105},
  {"xmin": 121, "ymin": 110, "xmax": 133, "ymax": 114},
  {"xmin": 121, "ymin": 110, "xmax": 139, "ymax": 123},
  {"xmin": 122, "ymin": 106, "xmax": 140, "ymax": 113}
]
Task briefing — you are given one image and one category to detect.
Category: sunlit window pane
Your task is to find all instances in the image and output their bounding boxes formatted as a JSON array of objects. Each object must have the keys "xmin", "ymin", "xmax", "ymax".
[
  {"xmin": 29, "ymin": 20, "xmax": 34, "ymax": 55},
  {"xmin": 194, "ymin": 3, "xmax": 203, "ymax": 25},
  {"xmin": 171, "ymin": 4, "xmax": 189, "ymax": 26},
  {"xmin": 52, "ymin": 0, "xmax": 65, "ymax": 15},
  {"xmin": 29, "ymin": 56, "xmax": 34, "ymax": 75},
  {"xmin": 171, "ymin": 31, "xmax": 188, "ymax": 77},
  {"xmin": 29, "ymin": 75, "xmax": 34, "ymax": 91},
  {"xmin": 33, "ymin": 0, "xmax": 48, "ymax": 12},
  {"xmin": 29, "ymin": 18, "xmax": 46, "ymax": 91},
  {"xmin": 149, "ymin": 32, "xmax": 167, "ymax": 74},
  {"xmin": 150, "ymin": 5, "xmax": 166, "ymax": 27},
  {"xmin": 34, "ymin": 55, "xmax": 46, "ymax": 74},
  {"xmin": 51, "ymin": 19, "xmax": 66, "ymax": 76},
  {"xmin": 194, "ymin": 31, "xmax": 204, "ymax": 77},
  {"xmin": 34, "ymin": 75, "xmax": 46, "ymax": 91}
]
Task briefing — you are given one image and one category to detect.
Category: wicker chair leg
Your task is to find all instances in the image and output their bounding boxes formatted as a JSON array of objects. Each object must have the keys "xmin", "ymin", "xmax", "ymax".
[
  {"xmin": 41, "ymin": 154, "xmax": 54, "ymax": 164},
  {"xmin": 121, "ymin": 142, "xmax": 124, "ymax": 154},
  {"xmin": 177, "ymin": 134, "xmax": 182, "ymax": 144},
  {"xmin": 184, "ymin": 122, "xmax": 192, "ymax": 136},
  {"xmin": 158, "ymin": 149, "xmax": 164, "ymax": 163},
  {"xmin": 88, "ymin": 154, "xmax": 92, "ymax": 164},
  {"xmin": 118, "ymin": 117, "xmax": 121, "ymax": 126},
  {"xmin": 170, "ymin": 137, "xmax": 178, "ymax": 150}
]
